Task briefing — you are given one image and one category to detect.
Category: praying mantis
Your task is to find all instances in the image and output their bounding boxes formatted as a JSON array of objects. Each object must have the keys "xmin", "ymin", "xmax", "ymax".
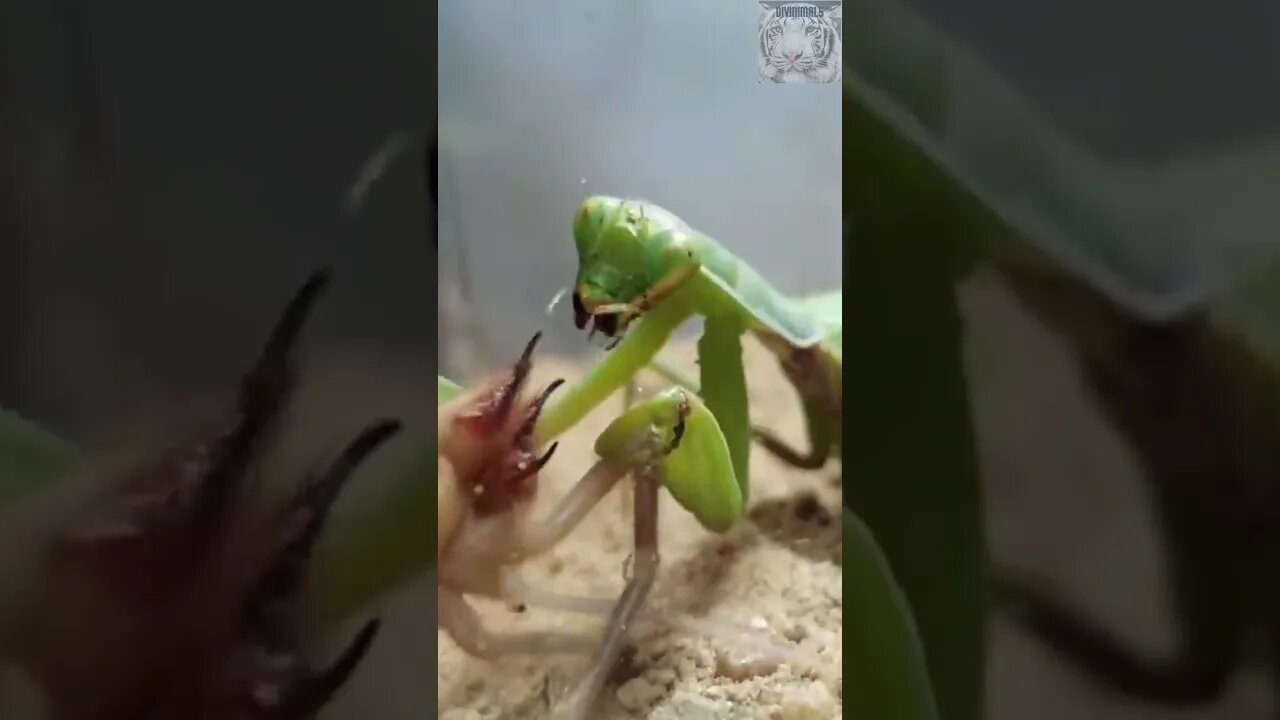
[{"xmin": 534, "ymin": 196, "xmax": 843, "ymax": 514}]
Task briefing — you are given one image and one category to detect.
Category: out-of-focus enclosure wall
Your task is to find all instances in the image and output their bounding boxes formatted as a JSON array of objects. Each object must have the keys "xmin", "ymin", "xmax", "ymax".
[
  {"xmin": 909, "ymin": 0, "xmax": 1280, "ymax": 158},
  {"xmin": 0, "ymin": 0, "xmax": 433, "ymax": 442}
]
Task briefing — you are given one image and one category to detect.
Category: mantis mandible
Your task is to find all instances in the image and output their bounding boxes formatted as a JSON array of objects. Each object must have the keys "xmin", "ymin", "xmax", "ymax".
[
  {"xmin": 534, "ymin": 196, "xmax": 842, "ymax": 512},
  {"xmin": 436, "ymin": 333, "xmax": 740, "ymax": 719}
]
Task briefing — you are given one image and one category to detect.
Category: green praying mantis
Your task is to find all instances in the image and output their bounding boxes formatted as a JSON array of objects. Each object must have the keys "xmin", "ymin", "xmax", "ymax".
[
  {"xmin": 533, "ymin": 196, "xmax": 843, "ymax": 514},
  {"xmin": 644, "ymin": 289, "xmax": 843, "ymax": 472}
]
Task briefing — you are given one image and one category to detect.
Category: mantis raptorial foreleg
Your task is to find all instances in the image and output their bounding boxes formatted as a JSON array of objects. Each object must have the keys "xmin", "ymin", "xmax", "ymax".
[
  {"xmin": 696, "ymin": 314, "xmax": 752, "ymax": 501},
  {"xmin": 646, "ymin": 353, "xmax": 836, "ymax": 471}
]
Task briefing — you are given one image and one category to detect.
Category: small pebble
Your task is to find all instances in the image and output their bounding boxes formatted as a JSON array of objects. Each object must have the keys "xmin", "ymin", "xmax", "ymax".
[
  {"xmin": 655, "ymin": 691, "xmax": 732, "ymax": 719},
  {"xmin": 716, "ymin": 645, "xmax": 781, "ymax": 680},
  {"xmin": 616, "ymin": 677, "xmax": 664, "ymax": 711},
  {"xmin": 778, "ymin": 680, "xmax": 837, "ymax": 719},
  {"xmin": 645, "ymin": 667, "xmax": 678, "ymax": 686}
]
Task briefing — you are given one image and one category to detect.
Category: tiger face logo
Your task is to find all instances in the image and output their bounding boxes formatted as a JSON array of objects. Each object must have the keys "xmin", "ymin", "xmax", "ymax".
[{"xmin": 758, "ymin": 2, "xmax": 842, "ymax": 84}]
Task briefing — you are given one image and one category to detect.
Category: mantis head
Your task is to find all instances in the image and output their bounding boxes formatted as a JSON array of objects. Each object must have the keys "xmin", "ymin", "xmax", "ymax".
[{"xmin": 570, "ymin": 196, "xmax": 696, "ymax": 342}]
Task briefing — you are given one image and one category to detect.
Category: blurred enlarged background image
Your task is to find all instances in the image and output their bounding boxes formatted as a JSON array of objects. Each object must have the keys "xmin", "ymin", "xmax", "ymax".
[{"xmin": 853, "ymin": 0, "xmax": 1280, "ymax": 719}]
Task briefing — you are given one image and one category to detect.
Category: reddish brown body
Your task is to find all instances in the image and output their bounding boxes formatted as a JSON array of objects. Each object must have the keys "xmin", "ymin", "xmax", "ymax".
[
  {"xmin": 0, "ymin": 269, "xmax": 392, "ymax": 719},
  {"xmin": 437, "ymin": 333, "xmax": 561, "ymax": 554}
]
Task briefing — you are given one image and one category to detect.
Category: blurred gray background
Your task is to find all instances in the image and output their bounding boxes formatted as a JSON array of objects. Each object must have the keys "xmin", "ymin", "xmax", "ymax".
[{"xmin": 911, "ymin": 0, "xmax": 1280, "ymax": 158}]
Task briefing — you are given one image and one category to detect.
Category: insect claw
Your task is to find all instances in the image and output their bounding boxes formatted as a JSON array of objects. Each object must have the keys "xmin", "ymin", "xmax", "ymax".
[
  {"xmin": 519, "ymin": 441, "xmax": 561, "ymax": 481},
  {"xmin": 189, "ymin": 268, "xmax": 331, "ymax": 558},
  {"xmin": 285, "ymin": 419, "xmax": 401, "ymax": 557},
  {"xmin": 507, "ymin": 441, "xmax": 559, "ymax": 487},
  {"xmin": 246, "ymin": 267, "xmax": 331, "ymax": 403},
  {"xmin": 211, "ymin": 424, "xmax": 391, "ymax": 717},
  {"xmin": 461, "ymin": 332, "xmax": 542, "ymax": 435},
  {"xmin": 294, "ymin": 618, "xmax": 382, "ymax": 714},
  {"xmin": 248, "ymin": 420, "xmax": 401, "ymax": 635},
  {"xmin": 533, "ymin": 442, "xmax": 559, "ymax": 472},
  {"xmin": 496, "ymin": 331, "xmax": 541, "ymax": 419},
  {"xmin": 517, "ymin": 378, "xmax": 565, "ymax": 438},
  {"xmin": 516, "ymin": 331, "xmax": 543, "ymax": 369}
]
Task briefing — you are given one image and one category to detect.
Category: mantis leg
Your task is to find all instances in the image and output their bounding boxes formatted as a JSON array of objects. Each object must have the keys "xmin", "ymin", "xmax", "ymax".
[
  {"xmin": 511, "ymin": 460, "xmax": 630, "ymax": 558},
  {"xmin": 551, "ymin": 469, "xmax": 661, "ymax": 720},
  {"xmin": 691, "ymin": 313, "xmax": 747, "ymax": 504},
  {"xmin": 695, "ymin": 314, "xmax": 752, "ymax": 504},
  {"xmin": 993, "ymin": 322, "xmax": 1250, "ymax": 706},
  {"xmin": 536, "ymin": 298, "xmax": 693, "ymax": 444},
  {"xmin": 469, "ymin": 460, "xmax": 634, "ymax": 619},
  {"xmin": 994, "ymin": 576, "xmax": 1238, "ymax": 704},
  {"xmin": 502, "ymin": 570, "xmax": 616, "ymax": 616},
  {"xmin": 619, "ymin": 371, "xmax": 639, "ymax": 515},
  {"xmin": 438, "ymin": 587, "xmax": 599, "ymax": 658},
  {"xmin": 649, "ymin": 352, "xmax": 832, "ymax": 471},
  {"xmin": 438, "ymin": 461, "xmax": 631, "ymax": 655},
  {"xmin": 488, "ymin": 461, "xmax": 632, "ymax": 617},
  {"xmin": 753, "ymin": 395, "xmax": 832, "ymax": 470},
  {"xmin": 994, "ymin": 474, "xmax": 1244, "ymax": 705},
  {"xmin": 645, "ymin": 356, "xmax": 699, "ymax": 390}
]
